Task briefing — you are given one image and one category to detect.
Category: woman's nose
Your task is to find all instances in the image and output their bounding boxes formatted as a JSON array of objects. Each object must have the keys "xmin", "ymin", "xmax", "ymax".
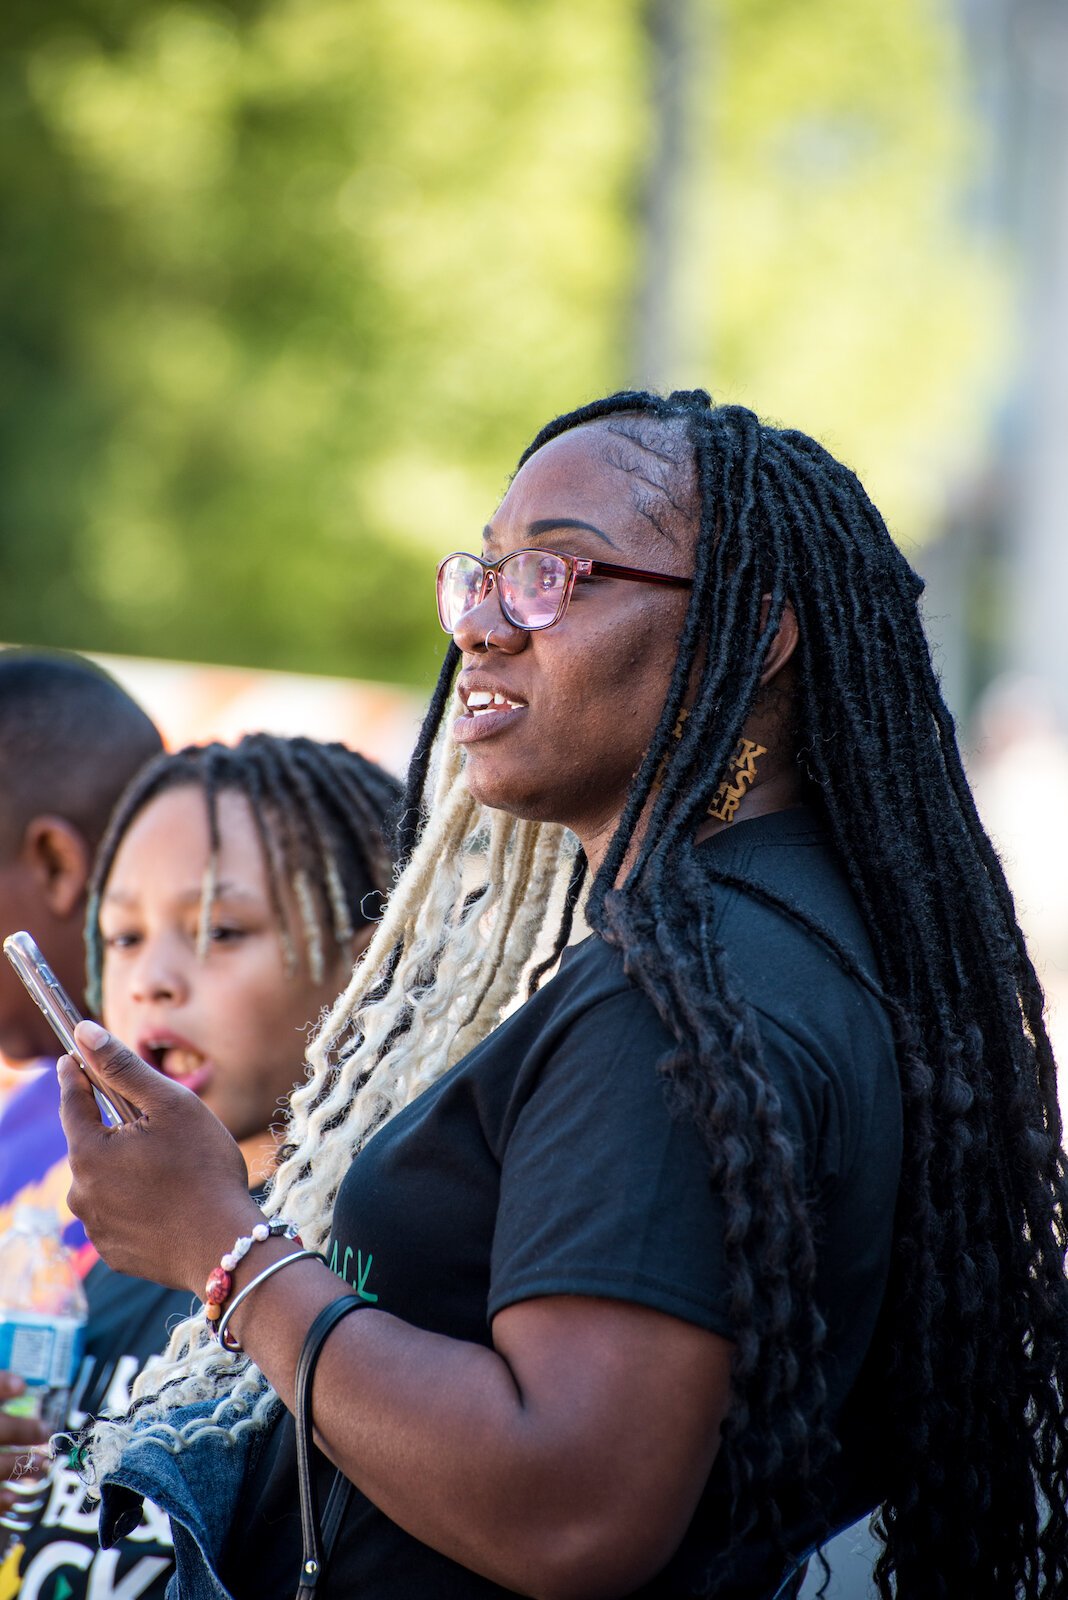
[{"xmin": 451, "ymin": 581, "xmax": 528, "ymax": 656}]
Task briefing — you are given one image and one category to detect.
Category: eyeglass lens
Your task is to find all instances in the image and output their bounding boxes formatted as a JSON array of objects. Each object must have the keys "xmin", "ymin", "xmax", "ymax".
[
  {"xmin": 439, "ymin": 552, "xmax": 571, "ymax": 632},
  {"xmin": 438, "ymin": 555, "xmax": 486, "ymax": 631}
]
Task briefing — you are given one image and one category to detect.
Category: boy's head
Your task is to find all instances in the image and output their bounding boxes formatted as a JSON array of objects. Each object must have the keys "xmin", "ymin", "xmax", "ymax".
[{"xmin": 0, "ymin": 649, "xmax": 162, "ymax": 1061}]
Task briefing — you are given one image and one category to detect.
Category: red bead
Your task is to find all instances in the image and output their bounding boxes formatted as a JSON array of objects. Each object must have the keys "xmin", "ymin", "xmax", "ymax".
[{"xmin": 205, "ymin": 1266, "xmax": 232, "ymax": 1305}]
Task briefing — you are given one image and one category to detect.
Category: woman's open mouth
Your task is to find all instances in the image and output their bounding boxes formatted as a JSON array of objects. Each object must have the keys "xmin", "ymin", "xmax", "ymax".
[
  {"xmin": 464, "ymin": 691, "xmax": 524, "ymax": 716},
  {"xmin": 454, "ymin": 686, "xmax": 528, "ymax": 744}
]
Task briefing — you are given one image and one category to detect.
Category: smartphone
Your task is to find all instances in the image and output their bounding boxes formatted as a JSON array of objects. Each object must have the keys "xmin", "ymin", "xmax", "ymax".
[{"xmin": 3, "ymin": 931, "xmax": 139, "ymax": 1127}]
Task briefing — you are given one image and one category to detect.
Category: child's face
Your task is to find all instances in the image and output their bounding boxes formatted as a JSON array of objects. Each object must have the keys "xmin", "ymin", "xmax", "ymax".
[{"xmin": 98, "ymin": 784, "xmax": 356, "ymax": 1145}]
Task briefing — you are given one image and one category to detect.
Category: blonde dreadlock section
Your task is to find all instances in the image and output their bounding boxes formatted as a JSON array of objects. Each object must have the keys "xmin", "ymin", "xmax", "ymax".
[
  {"xmin": 274, "ymin": 753, "xmax": 574, "ymax": 1254},
  {"xmin": 79, "ymin": 723, "xmax": 578, "ymax": 1483},
  {"xmin": 292, "ymin": 869, "xmax": 325, "ymax": 985},
  {"xmin": 194, "ymin": 857, "xmax": 218, "ymax": 963}
]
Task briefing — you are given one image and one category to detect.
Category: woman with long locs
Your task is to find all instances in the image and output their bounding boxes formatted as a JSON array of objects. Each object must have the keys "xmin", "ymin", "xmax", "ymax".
[{"xmin": 60, "ymin": 390, "xmax": 1067, "ymax": 1599}]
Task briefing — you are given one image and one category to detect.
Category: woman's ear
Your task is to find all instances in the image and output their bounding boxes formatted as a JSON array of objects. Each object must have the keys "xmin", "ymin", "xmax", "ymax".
[
  {"xmin": 20, "ymin": 815, "xmax": 92, "ymax": 919},
  {"xmin": 758, "ymin": 597, "xmax": 799, "ymax": 687}
]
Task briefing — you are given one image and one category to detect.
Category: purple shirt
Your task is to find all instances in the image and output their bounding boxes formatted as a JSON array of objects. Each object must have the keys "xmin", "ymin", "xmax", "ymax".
[{"xmin": 0, "ymin": 1060, "xmax": 91, "ymax": 1258}]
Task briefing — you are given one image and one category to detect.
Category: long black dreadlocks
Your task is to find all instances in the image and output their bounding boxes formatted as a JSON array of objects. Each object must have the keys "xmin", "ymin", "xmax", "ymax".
[
  {"xmin": 85, "ymin": 733, "xmax": 402, "ymax": 1012},
  {"xmin": 401, "ymin": 389, "xmax": 1068, "ymax": 1597}
]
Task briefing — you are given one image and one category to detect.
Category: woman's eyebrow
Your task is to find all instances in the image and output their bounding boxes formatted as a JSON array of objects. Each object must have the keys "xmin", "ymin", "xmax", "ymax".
[{"xmin": 482, "ymin": 517, "xmax": 619, "ymax": 549}]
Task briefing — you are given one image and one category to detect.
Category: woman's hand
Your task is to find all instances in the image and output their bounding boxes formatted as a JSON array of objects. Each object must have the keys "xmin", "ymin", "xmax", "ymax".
[{"xmin": 59, "ymin": 1021, "xmax": 263, "ymax": 1295}]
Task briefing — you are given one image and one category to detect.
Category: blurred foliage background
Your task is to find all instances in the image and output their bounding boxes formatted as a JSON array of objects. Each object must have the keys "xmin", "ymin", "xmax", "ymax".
[{"xmin": 0, "ymin": 0, "xmax": 1008, "ymax": 687}]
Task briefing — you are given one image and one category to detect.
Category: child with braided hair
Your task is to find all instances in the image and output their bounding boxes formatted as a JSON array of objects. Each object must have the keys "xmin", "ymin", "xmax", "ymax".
[
  {"xmin": 3, "ymin": 733, "xmax": 399, "ymax": 1600},
  {"xmin": 83, "ymin": 734, "xmax": 400, "ymax": 1178},
  {"xmin": 59, "ymin": 392, "xmax": 1067, "ymax": 1599}
]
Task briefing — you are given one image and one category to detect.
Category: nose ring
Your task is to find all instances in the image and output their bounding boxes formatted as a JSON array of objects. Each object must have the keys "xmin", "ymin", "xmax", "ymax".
[{"xmin": 484, "ymin": 629, "xmax": 495, "ymax": 651}]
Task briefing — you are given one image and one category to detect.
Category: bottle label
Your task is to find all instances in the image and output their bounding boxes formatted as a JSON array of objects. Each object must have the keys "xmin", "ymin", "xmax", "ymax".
[{"xmin": 0, "ymin": 1312, "xmax": 87, "ymax": 1389}]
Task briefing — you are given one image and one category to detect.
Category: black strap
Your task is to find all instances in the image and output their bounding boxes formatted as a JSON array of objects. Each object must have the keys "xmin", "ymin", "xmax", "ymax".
[{"xmin": 294, "ymin": 1296, "xmax": 369, "ymax": 1600}]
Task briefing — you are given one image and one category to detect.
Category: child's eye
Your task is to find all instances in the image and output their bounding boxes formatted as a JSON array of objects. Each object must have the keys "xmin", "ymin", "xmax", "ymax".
[
  {"xmin": 208, "ymin": 925, "xmax": 245, "ymax": 944},
  {"xmin": 102, "ymin": 931, "xmax": 142, "ymax": 951}
]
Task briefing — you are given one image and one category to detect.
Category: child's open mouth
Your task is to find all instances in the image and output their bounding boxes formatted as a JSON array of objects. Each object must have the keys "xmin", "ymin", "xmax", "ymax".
[{"xmin": 139, "ymin": 1035, "xmax": 214, "ymax": 1096}]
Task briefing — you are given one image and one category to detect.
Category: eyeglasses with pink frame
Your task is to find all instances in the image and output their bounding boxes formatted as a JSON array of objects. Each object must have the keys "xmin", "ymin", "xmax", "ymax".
[{"xmin": 436, "ymin": 548, "xmax": 693, "ymax": 635}]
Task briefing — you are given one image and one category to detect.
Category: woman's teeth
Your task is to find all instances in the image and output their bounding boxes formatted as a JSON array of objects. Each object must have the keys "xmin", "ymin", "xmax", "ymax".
[{"xmin": 466, "ymin": 691, "xmax": 522, "ymax": 715}]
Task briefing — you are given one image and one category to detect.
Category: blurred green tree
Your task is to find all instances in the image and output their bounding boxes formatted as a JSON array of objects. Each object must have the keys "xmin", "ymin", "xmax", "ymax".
[
  {"xmin": 0, "ymin": 0, "xmax": 1004, "ymax": 687},
  {"xmin": 0, "ymin": 0, "xmax": 641, "ymax": 684}
]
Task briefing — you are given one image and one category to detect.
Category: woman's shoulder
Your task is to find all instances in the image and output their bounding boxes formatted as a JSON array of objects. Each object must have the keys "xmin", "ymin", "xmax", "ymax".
[
  {"xmin": 697, "ymin": 807, "xmax": 901, "ymax": 1175},
  {"xmin": 698, "ymin": 807, "xmax": 889, "ymax": 1022},
  {"xmin": 500, "ymin": 928, "xmax": 656, "ymax": 1056},
  {"xmin": 541, "ymin": 807, "xmax": 888, "ymax": 1042}
]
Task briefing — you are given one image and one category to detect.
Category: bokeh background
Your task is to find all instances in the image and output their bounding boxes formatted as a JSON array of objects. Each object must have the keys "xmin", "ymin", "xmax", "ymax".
[
  {"xmin": 0, "ymin": 0, "xmax": 1036, "ymax": 686},
  {"xmin": 3, "ymin": 3, "xmax": 1067, "ymax": 1589},
  {"xmin": 3, "ymin": 4, "xmax": 1067, "ymax": 1059}
]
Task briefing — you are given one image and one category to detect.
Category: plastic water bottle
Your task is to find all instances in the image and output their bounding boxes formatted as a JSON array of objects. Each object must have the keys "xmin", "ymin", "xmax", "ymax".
[{"xmin": 0, "ymin": 1205, "xmax": 87, "ymax": 1440}]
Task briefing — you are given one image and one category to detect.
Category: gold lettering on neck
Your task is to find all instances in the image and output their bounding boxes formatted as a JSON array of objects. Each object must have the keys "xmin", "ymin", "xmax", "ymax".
[
  {"xmin": 651, "ymin": 717, "xmax": 767, "ymax": 824},
  {"xmin": 707, "ymin": 737, "xmax": 767, "ymax": 824}
]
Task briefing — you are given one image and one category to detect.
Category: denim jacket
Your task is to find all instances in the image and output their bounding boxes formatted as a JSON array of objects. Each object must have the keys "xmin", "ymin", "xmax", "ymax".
[{"xmin": 98, "ymin": 1398, "xmax": 276, "ymax": 1600}]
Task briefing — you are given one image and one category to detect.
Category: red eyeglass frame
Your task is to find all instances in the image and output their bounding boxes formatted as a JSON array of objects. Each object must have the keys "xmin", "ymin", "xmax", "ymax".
[{"xmin": 436, "ymin": 548, "xmax": 693, "ymax": 634}]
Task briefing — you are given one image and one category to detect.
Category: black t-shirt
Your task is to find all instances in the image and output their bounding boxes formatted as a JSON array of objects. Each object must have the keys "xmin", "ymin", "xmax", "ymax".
[
  {"xmin": 5, "ymin": 1260, "xmax": 195, "ymax": 1600},
  {"xmin": 227, "ymin": 809, "xmax": 902, "ymax": 1598}
]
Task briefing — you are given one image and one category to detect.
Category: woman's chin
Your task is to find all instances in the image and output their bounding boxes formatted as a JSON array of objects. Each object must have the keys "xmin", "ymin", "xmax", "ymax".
[
  {"xmin": 462, "ymin": 767, "xmax": 558, "ymax": 825},
  {"xmin": 461, "ymin": 759, "xmax": 517, "ymax": 814}
]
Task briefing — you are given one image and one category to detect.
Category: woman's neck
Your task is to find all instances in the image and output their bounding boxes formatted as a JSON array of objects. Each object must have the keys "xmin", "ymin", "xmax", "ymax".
[{"xmin": 581, "ymin": 727, "xmax": 804, "ymax": 880}]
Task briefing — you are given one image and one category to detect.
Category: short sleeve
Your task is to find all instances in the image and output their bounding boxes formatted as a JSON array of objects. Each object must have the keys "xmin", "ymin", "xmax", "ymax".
[
  {"xmin": 490, "ymin": 987, "xmax": 727, "ymax": 1334},
  {"xmin": 488, "ymin": 984, "xmax": 842, "ymax": 1340}
]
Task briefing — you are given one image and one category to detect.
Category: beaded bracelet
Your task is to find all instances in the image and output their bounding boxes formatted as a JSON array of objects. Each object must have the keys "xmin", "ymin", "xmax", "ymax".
[
  {"xmin": 217, "ymin": 1248, "xmax": 325, "ymax": 1353},
  {"xmin": 203, "ymin": 1220, "xmax": 302, "ymax": 1335}
]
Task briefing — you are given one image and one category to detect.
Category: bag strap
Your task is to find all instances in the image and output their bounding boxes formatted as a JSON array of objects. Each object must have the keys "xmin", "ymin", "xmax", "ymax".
[{"xmin": 294, "ymin": 1295, "xmax": 369, "ymax": 1600}]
